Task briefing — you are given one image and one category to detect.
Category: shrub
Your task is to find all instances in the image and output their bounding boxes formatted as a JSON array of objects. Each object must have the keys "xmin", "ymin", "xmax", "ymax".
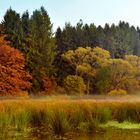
[
  {"xmin": 42, "ymin": 77, "xmax": 57, "ymax": 93},
  {"xmin": 108, "ymin": 89, "xmax": 127, "ymax": 96},
  {"xmin": 64, "ymin": 75, "xmax": 86, "ymax": 95}
]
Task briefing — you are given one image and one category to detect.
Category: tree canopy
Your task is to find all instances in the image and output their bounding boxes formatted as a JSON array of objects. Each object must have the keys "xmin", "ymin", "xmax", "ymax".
[{"xmin": 2, "ymin": 7, "xmax": 56, "ymax": 92}]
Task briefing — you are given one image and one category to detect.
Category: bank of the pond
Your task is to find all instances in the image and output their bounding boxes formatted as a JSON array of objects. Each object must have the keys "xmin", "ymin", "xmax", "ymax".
[{"xmin": 0, "ymin": 99, "xmax": 140, "ymax": 139}]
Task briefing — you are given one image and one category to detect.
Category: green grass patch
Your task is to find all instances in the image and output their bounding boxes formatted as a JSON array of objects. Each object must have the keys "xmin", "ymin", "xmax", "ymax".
[{"xmin": 100, "ymin": 121, "xmax": 140, "ymax": 129}]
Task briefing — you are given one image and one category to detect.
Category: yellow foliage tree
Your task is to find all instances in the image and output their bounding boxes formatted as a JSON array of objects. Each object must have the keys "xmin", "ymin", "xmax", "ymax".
[
  {"xmin": 109, "ymin": 59, "xmax": 137, "ymax": 91},
  {"xmin": 125, "ymin": 55, "xmax": 140, "ymax": 91},
  {"xmin": 62, "ymin": 47, "xmax": 111, "ymax": 94}
]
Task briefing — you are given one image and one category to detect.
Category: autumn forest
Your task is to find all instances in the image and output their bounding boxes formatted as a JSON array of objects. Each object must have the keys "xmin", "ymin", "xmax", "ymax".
[{"xmin": 0, "ymin": 7, "xmax": 140, "ymax": 96}]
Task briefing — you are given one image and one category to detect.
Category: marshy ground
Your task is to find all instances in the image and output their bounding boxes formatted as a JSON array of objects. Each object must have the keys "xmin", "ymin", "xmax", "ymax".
[{"xmin": 1, "ymin": 95, "xmax": 140, "ymax": 139}]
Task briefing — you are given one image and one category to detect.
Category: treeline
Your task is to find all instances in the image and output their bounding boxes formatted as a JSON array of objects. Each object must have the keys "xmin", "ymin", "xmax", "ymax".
[
  {"xmin": 56, "ymin": 20, "xmax": 140, "ymax": 57},
  {"xmin": 0, "ymin": 7, "xmax": 140, "ymax": 95}
]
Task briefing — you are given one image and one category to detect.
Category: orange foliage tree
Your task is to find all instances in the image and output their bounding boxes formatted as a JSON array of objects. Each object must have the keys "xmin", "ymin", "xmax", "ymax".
[{"xmin": 0, "ymin": 36, "xmax": 32, "ymax": 95}]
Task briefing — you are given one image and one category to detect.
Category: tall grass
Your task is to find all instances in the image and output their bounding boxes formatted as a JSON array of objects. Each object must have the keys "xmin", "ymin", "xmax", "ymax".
[
  {"xmin": 0, "ymin": 99, "xmax": 140, "ymax": 138},
  {"xmin": 49, "ymin": 110, "xmax": 71, "ymax": 135}
]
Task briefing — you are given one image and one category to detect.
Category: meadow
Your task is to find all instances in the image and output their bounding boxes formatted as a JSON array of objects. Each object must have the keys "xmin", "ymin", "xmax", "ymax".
[{"xmin": 1, "ymin": 95, "xmax": 140, "ymax": 139}]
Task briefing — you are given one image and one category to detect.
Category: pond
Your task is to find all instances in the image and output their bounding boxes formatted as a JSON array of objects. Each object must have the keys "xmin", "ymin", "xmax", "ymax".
[
  {"xmin": 3, "ymin": 129, "xmax": 140, "ymax": 140},
  {"xmin": 72, "ymin": 129, "xmax": 140, "ymax": 140}
]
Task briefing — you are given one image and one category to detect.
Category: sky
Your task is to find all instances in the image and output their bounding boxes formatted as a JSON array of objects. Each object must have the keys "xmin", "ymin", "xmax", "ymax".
[{"xmin": 0, "ymin": 0, "xmax": 140, "ymax": 31}]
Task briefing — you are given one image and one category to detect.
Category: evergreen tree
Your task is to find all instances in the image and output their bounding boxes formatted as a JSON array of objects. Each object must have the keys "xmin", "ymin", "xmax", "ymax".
[
  {"xmin": 55, "ymin": 27, "xmax": 63, "ymax": 53},
  {"xmin": 3, "ymin": 8, "xmax": 23, "ymax": 50},
  {"xmin": 27, "ymin": 6, "xmax": 56, "ymax": 91},
  {"xmin": 133, "ymin": 27, "xmax": 140, "ymax": 56}
]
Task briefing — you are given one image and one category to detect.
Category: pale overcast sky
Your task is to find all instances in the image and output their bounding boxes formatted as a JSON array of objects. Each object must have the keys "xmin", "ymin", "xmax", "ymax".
[{"xmin": 0, "ymin": 0, "xmax": 140, "ymax": 31}]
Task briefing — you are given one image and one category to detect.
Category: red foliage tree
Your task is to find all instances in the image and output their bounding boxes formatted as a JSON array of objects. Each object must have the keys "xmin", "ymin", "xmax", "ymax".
[{"xmin": 0, "ymin": 36, "xmax": 32, "ymax": 96}]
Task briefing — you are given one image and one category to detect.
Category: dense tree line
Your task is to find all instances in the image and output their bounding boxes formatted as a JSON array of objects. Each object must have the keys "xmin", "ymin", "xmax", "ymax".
[
  {"xmin": 56, "ymin": 21, "xmax": 140, "ymax": 57},
  {"xmin": 1, "ymin": 7, "xmax": 140, "ymax": 95}
]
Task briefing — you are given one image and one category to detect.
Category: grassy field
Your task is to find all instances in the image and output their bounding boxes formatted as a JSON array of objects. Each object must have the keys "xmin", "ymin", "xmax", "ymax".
[{"xmin": 1, "ymin": 95, "xmax": 140, "ymax": 139}]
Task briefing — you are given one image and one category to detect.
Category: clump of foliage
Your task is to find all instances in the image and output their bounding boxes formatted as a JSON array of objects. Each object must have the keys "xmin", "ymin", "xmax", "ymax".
[
  {"xmin": 124, "ymin": 55, "xmax": 140, "ymax": 91},
  {"xmin": 59, "ymin": 46, "xmax": 140, "ymax": 94},
  {"xmin": 95, "ymin": 66, "xmax": 111, "ymax": 94},
  {"xmin": 62, "ymin": 47, "xmax": 110, "ymax": 94},
  {"xmin": 42, "ymin": 77, "xmax": 57, "ymax": 93},
  {"xmin": 109, "ymin": 59, "xmax": 134, "ymax": 91},
  {"xmin": 64, "ymin": 75, "xmax": 86, "ymax": 95},
  {"xmin": 108, "ymin": 89, "xmax": 127, "ymax": 96},
  {"xmin": 0, "ymin": 37, "xmax": 32, "ymax": 95}
]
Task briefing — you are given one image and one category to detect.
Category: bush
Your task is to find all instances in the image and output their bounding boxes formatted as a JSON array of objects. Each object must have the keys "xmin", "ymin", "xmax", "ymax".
[
  {"xmin": 64, "ymin": 75, "xmax": 86, "ymax": 95},
  {"xmin": 42, "ymin": 77, "xmax": 57, "ymax": 94},
  {"xmin": 108, "ymin": 89, "xmax": 127, "ymax": 96}
]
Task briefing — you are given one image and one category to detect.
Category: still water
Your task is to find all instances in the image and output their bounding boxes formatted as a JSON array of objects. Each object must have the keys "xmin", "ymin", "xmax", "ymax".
[
  {"xmin": 2, "ymin": 129, "xmax": 140, "ymax": 140},
  {"xmin": 71, "ymin": 130, "xmax": 140, "ymax": 140}
]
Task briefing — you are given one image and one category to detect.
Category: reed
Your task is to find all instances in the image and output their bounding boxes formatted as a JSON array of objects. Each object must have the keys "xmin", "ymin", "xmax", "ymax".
[{"xmin": 0, "ymin": 99, "xmax": 140, "ymax": 138}]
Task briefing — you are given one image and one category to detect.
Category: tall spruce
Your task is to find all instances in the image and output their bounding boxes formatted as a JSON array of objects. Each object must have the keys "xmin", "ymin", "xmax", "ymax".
[
  {"xmin": 27, "ymin": 6, "xmax": 56, "ymax": 91},
  {"xmin": 3, "ymin": 8, "xmax": 23, "ymax": 50}
]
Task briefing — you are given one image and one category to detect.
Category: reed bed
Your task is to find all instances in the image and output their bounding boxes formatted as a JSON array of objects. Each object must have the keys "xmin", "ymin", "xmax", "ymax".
[{"xmin": 0, "ymin": 98, "xmax": 140, "ymax": 138}]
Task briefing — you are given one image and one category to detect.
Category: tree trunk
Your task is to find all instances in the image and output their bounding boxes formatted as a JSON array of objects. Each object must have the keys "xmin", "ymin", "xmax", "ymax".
[{"xmin": 87, "ymin": 79, "xmax": 90, "ymax": 94}]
